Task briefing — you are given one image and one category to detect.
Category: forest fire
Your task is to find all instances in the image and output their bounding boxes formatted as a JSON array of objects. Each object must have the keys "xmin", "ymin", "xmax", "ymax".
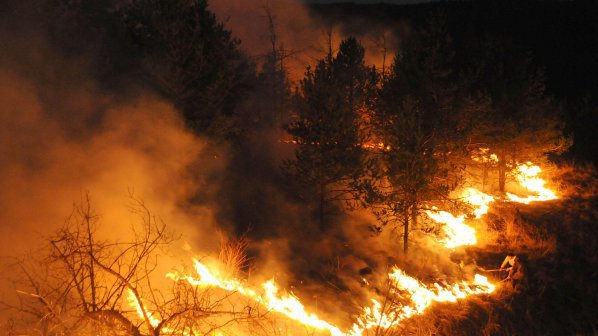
[
  {"xmin": 126, "ymin": 157, "xmax": 556, "ymax": 335},
  {"xmin": 423, "ymin": 188, "xmax": 494, "ymax": 249},
  {"xmin": 462, "ymin": 188, "xmax": 495, "ymax": 218},
  {"xmin": 146, "ymin": 259, "xmax": 495, "ymax": 336},
  {"xmin": 348, "ymin": 271, "xmax": 494, "ymax": 335},
  {"xmin": 423, "ymin": 159, "xmax": 557, "ymax": 249},
  {"xmin": 507, "ymin": 163, "xmax": 558, "ymax": 204},
  {"xmin": 163, "ymin": 260, "xmax": 346, "ymax": 336},
  {"xmin": 425, "ymin": 209, "xmax": 477, "ymax": 248},
  {"xmin": 128, "ymin": 291, "xmax": 169, "ymax": 332},
  {"xmin": 471, "ymin": 147, "xmax": 499, "ymax": 164},
  {"xmin": 3, "ymin": 0, "xmax": 593, "ymax": 334}
]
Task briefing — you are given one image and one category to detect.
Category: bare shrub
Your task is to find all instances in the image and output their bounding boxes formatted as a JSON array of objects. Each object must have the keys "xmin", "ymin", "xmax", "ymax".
[{"xmin": 1, "ymin": 194, "xmax": 262, "ymax": 335}]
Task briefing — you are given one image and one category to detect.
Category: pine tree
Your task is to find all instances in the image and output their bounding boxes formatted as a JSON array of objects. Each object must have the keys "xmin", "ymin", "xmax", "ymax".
[
  {"xmin": 121, "ymin": 0, "xmax": 252, "ymax": 136},
  {"xmin": 468, "ymin": 37, "xmax": 569, "ymax": 193},
  {"xmin": 371, "ymin": 17, "xmax": 469, "ymax": 253},
  {"xmin": 284, "ymin": 37, "xmax": 377, "ymax": 231}
]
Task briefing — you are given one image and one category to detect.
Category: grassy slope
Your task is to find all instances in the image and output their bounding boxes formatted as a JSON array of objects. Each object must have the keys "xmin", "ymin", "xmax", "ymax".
[{"xmin": 401, "ymin": 195, "xmax": 598, "ymax": 335}]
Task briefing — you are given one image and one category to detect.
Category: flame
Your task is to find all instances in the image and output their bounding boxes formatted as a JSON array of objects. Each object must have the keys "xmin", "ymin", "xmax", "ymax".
[
  {"xmin": 124, "ymin": 147, "xmax": 564, "ymax": 335},
  {"xmin": 388, "ymin": 268, "xmax": 495, "ymax": 312},
  {"xmin": 127, "ymin": 290, "xmax": 161, "ymax": 328},
  {"xmin": 166, "ymin": 259, "xmax": 345, "ymax": 336},
  {"xmin": 425, "ymin": 208, "xmax": 477, "ymax": 248},
  {"xmin": 128, "ymin": 290, "xmax": 184, "ymax": 335},
  {"xmin": 348, "ymin": 269, "xmax": 495, "ymax": 335},
  {"xmin": 506, "ymin": 162, "xmax": 558, "ymax": 204},
  {"xmin": 159, "ymin": 261, "xmax": 495, "ymax": 336},
  {"xmin": 461, "ymin": 188, "xmax": 495, "ymax": 219},
  {"xmin": 423, "ymin": 188, "xmax": 495, "ymax": 249},
  {"xmin": 471, "ymin": 147, "xmax": 499, "ymax": 163}
]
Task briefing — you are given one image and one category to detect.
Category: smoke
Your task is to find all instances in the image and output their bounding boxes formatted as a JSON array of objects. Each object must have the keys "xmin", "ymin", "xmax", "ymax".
[
  {"xmin": 0, "ymin": 1, "xmax": 468, "ymax": 331},
  {"xmin": 210, "ymin": 0, "xmax": 399, "ymax": 81},
  {"xmin": 0, "ymin": 4, "xmax": 224, "ymax": 257},
  {"xmin": 0, "ymin": 71, "xmax": 223, "ymax": 253},
  {"xmin": 204, "ymin": 2, "xmax": 464, "ymax": 316}
]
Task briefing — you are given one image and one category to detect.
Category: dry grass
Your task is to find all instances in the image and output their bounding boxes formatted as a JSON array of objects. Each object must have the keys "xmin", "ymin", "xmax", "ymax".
[{"xmin": 218, "ymin": 234, "xmax": 251, "ymax": 279}]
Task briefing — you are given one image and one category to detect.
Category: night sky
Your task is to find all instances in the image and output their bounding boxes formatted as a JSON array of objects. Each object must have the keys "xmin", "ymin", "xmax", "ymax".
[{"xmin": 306, "ymin": 0, "xmax": 430, "ymax": 3}]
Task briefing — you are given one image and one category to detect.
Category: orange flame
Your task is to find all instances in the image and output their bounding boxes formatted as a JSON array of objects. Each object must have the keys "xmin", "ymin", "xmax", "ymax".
[
  {"xmin": 471, "ymin": 147, "xmax": 499, "ymax": 164},
  {"xmin": 506, "ymin": 162, "xmax": 558, "ymax": 204},
  {"xmin": 166, "ymin": 259, "xmax": 345, "ymax": 336},
  {"xmin": 461, "ymin": 188, "xmax": 495, "ymax": 219},
  {"xmin": 425, "ymin": 208, "xmax": 477, "ymax": 248},
  {"xmin": 125, "ymin": 148, "xmax": 565, "ymax": 335},
  {"xmin": 154, "ymin": 260, "xmax": 495, "ymax": 336},
  {"xmin": 348, "ymin": 269, "xmax": 494, "ymax": 335}
]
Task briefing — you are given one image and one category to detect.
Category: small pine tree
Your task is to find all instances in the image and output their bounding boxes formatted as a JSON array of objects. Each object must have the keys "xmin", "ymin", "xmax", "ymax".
[
  {"xmin": 371, "ymin": 16, "xmax": 469, "ymax": 253},
  {"xmin": 468, "ymin": 37, "xmax": 570, "ymax": 193},
  {"xmin": 284, "ymin": 37, "xmax": 377, "ymax": 231},
  {"xmin": 122, "ymin": 0, "xmax": 252, "ymax": 136}
]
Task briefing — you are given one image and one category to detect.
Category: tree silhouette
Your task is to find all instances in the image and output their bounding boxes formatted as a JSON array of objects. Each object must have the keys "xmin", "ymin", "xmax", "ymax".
[
  {"xmin": 284, "ymin": 37, "xmax": 377, "ymax": 231},
  {"xmin": 1, "ymin": 195, "xmax": 259, "ymax": 335},
  {"xmin": 468, "ymin": 37, "xmax": 569, "ymax": 193},
  {"xmin": 370, "ymin": 16, "xmax": 469, "ymax": 253},
  {"xmin": 122, "ymin": 0, "xmax": 252, "ymax": 137}
]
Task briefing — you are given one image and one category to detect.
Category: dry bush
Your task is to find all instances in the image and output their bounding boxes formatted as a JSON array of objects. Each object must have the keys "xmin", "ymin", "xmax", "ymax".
[
  {"xmin": 218, "ymin": 234, "xmax": 251, "ymax": 280},
  {"xmin": 0, "ymin": 194, "xmax": 263, "ymax": 336}
]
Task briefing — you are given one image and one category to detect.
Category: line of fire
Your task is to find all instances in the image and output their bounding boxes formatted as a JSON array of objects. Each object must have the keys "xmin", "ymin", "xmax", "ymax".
[{"xmin": 1, "ymin": 0, "xmax": 597, "ymax": 335}]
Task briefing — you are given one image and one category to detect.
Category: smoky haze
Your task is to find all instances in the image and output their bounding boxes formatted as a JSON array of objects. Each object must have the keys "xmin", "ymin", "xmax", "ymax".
[
  {"xmin": 0, "ymin": 2, "xmax": 225, "ymax": 257},
  {"xmin": 210, "ymin": 0, "xmax": 399, "ymax": 81},
  {"xmin": 0, "ymin": 1, "xmax": 466, "ymax": 330}
]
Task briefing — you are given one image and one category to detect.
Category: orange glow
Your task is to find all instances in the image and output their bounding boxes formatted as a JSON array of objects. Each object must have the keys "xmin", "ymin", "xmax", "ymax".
[
  {"xmin": 425, "ymin": 208, "xmax": 477, "ymax": 248},
  {"xmin": 128, "ymin": 290, "xmax": 184, "ymax": 335},
  {"xmin": 127, "ymin": 290, "xmax": 160, "ymax": 328},
  {"xmin": 471, "ymin": 147, "xmax": 499, "ymax": 164},
  {"xmin": 166, "ymin": 259, "xmax": 345, "ymax": 336},
  {"xmin": 348, "ymin": 269, "xmax": 495, "ymax": 335},
  {"xmin": 461, "ymin": 188, "xmax": 495, "ymax": 218},
  {"xmin": 125, "ymin": 148, "xmax": 565, "ymax": 335},
  {"xmin": 279, "ymin": 139, "xmax": 391, "ymax": 151},
  {"xmin": 506, "ymin": 162, "xmax": 558, "ymax": 204},
  {"xmin": 425, "ymin": 188, "xmax": 495, "ymax": 248},
  {"xmin": 156, "ymin": 261, "xmax": 496, "ymax": 336}
]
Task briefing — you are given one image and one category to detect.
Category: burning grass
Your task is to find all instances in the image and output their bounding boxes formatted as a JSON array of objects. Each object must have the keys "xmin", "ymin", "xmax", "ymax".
[{"xmin": 2, "ymin": 160, "xmax": 595, "ymax": 335}]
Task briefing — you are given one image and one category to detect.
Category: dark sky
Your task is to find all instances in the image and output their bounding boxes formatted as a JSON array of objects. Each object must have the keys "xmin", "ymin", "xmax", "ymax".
[{"xmin": 305, "ymin": 0, "xmax": 432, "ymax": 3}]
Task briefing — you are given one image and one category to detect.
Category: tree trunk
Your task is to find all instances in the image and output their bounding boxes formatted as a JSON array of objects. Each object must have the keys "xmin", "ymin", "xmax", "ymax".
[
  {"xmin": 403, "ymin": 206, "xmax": 409, "ymax": 254},
  {"xmin": 85, "ymin": 310, "xmax": 142, "ymax": 336},
  {"xmin": 482, "ymin": 163, "xmax": 488, "ymax": 193},
  {"xmin": 319, "ymin": 183, "xmax": 326, "ymax": 232},
  {"xmin": 498, "ymin": 151, "xmax": 506, "ymax": 194},
  {"xmin": 498, "ymin": 162, "xmax": 506, "ymax": 194},
  {"xmin": 411, "ymin": 202, "xmax": 418, "ymax": 237}
]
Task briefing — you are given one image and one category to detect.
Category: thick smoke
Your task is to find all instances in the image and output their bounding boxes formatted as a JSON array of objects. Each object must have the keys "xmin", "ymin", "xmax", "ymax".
[
  {"xmin": 207, "ymin": 0, "xmax": 460, "ymax": 309},
  {"xmin": 0, "ymin": 5, "xmax": 223, "ymax": 257},
  {"xmin": 210, "ymin": 0, "xmax": 398, "ymax": 81},
  {"xmin": 0, "ymin": 1, "xmax": 466, "ymax": 331}
]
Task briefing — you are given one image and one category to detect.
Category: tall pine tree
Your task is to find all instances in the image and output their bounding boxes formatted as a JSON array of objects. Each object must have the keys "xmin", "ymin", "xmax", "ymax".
[
  {"xmin": 285, "ymin": 37, "xmax": 377, "ymax": 231},
  {"xmin": 371, "ymin": 17, "xmax": 470, "ymax": 253},
  {"xmin": 468, "ymin": 37, "xmax": 569, "ymax": 193},
  {"xmin": 122, "ymin": 0, "xmax": 252, "ymax": 136}
]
